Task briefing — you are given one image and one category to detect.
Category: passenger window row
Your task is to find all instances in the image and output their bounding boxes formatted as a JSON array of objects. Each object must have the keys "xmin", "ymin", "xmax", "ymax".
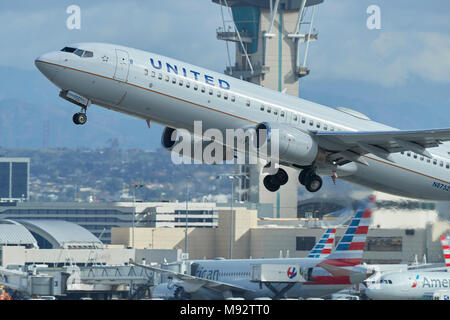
[
  {"xmin": 292, "ymin": 112, "xmax": 335, "ymax": 131},
  {"xmin": 145, "ymin": 68, "xmax": 341, "ymax": 132},
  {"xmin": 400, "ymin": 151, "xmax": 449, "ymax": 169},
  {"xmin": 219, "ymin": 272, "xmax": 250, "ymax": 277},
  {"xmin": 146, "ymin": 70, "xmax": 236, "ymax": 102}
]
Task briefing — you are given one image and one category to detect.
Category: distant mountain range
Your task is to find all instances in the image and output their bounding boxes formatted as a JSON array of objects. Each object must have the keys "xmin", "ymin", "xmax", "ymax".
[{"xmin": 0, "ymin": 66, "xmax": 164, "ymax": 150}]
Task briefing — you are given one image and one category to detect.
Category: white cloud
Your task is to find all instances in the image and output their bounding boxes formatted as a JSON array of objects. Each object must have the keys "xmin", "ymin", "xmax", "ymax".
[
  {"xmin": 0, "ymin": 1, "xmax": 227, "ymax": 71},
  {"xmin": 310, "ymin": 31, "xmax": 450, "ymax": 87},
  {"xmin": 1, "ymin": 0, "xmax": 449, "ymax": 87}
]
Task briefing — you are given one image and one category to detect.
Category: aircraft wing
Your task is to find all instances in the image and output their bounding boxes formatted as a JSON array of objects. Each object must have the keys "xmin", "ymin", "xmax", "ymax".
[
  {"xmin": 314, "ymin": 128, "xmax": 450, "ymax": 165},
  {"xmin": 130, "ymin": 260, "xmax": 252, "ymax": 294}
]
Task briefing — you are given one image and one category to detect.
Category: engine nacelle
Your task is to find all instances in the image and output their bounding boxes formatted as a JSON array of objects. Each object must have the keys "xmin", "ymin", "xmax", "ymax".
[
  {"xmin": 161, "ymin": 127, "xmax": 234, "ymax": 163},
  {"xmin": 254, "ymin": 122, "xmax": 318, "ymax": 166}
]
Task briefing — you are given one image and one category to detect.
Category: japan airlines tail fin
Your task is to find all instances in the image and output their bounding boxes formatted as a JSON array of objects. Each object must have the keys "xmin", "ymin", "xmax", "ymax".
[
  {"xmin": 321, "ymin": 195, "xmax": 375, "ymax": 268},
  {"xmin": 307, "ymin": 228, "xmax": 336, "ymax": 259},
  {"xmin": 440, "ymin": 235, "xmax": 450, "ymax": 267}
]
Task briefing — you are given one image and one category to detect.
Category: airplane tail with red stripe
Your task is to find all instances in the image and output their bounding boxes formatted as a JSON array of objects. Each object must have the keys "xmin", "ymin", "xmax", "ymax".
[
  {"xmin": 440, "ymin": 235, "xmax": 450, "ymax": 267},
  {"xmin": 307, "ymin": 228, "xmax": 336, "ymax": 259},
  {"xmin": 321, "ymin": 195, "xmax": 374, "ymax": 268}
]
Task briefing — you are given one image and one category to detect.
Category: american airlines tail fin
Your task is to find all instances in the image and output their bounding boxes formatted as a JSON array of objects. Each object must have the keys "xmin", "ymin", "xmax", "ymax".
[
  {"xmin": 307, "ymin": 228, "xmax": 336, "ymax": 259},
  {"xmin": 321, "ymin": 195, "xmax": 375, "ymax": 267},
  {"xmin": 440, "ymin": 235, "xmax": 450, "ymax": 267}
]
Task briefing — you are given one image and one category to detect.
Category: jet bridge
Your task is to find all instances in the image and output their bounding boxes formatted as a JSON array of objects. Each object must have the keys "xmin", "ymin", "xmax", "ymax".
[
  {"xmin": 250, "ymin": 263, "xmax": 307, "ymax": 299},
  {"xmin": 0, "ymin": 264, "xmax": 155, "ymax": 299}
]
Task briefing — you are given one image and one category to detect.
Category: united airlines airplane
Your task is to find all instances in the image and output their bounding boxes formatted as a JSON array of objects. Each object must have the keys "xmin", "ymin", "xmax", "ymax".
[
  {"xmin": 133, "ymin": 199, "xmax": 373, "ymax": 300},
  {"xmin": 35, "ymin": 43, "xmax": 450, "ymax": 200}
]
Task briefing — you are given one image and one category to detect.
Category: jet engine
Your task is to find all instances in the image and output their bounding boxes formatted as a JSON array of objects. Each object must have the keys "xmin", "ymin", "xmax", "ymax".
[
  {"xmin": 254, "ymin": 122, "xmax": 318, "ymax": 166},
  {"xmin": 161, "ymin": 127, "xmax": 234, "ymax": 163}
]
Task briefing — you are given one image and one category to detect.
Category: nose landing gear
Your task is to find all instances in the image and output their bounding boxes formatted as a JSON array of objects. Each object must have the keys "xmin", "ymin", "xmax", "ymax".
[{"xmin": 73, "ymin": 108, "xmax": 87, "ymax": 125}]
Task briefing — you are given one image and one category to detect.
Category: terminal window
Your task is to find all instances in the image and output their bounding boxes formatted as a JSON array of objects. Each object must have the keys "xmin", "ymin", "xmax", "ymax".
[
  {"xmin": 366, "ymin": 237, "xmax": 402, "ymax": 252},
  {"xmin": 0, "ymin": 163, "xmax": 10, "ymax": 198},
  {"xmin": 296, "ymin": 236, "xmax": 316, "ymax": 251},
  {"xmin": 11, "ymin": 162, "xmax": 28, "ymax": 199}
]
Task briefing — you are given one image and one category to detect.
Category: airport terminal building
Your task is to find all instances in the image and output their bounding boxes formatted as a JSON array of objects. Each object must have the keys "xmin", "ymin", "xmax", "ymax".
[
  {"xmin": 0, "ymin": 192, "xmax": 448, "ymax": 266},
  {"xmin": 111, "ymin": 192, "xmax": 450, "ymax": 265},
  {"xmin": 0, "ymin": 201, "xmax": 220, "ymax": 244}
]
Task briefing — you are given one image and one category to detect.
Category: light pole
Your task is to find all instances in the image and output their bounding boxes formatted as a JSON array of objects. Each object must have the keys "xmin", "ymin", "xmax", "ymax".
[
  {"xmin": 216, "ymin": 173, "xmax": 248, "ymax": 259},
  {"xmin": 132, "ymin": 186, "xmax": 136, "ymax": 249},
  {"xmin": 129, "ymin": 182, "xmax": 144, "ymax": 248},
  {"xmin": 185, "ymin": 179, "xmax": 190, "ymax": 255}
]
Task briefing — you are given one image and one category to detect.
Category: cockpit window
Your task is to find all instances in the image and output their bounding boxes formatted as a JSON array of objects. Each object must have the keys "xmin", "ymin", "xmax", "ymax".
[
  {"xmin": 61, "ymin": 47, "xmax": 94, "ymax": 58},
  {"xmin": 61, "ymin": 47, "xmax": 77, "ymax": 53},
  {"xmin": 82, "ymin": 51, "xmax": 94, "ymax": 58},
  {"xmin": 74, "ymin": 49, "xmax": 84, "ymax": 57}
]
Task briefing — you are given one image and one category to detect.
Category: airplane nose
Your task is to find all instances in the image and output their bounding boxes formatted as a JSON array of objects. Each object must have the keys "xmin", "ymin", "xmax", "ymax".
[{"xmin": 35, "ymin": 52, "xmax": 60, "ymax": 80}]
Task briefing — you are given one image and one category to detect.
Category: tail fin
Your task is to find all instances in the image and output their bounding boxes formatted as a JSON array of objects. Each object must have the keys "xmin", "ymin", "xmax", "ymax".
[
  {"xmin": 307, "ymin": 228, "xmax": 336, "ymax": 258},
  {"xmin": 440, "ymin": 235, "xmax": 450, "ymax": 267},
  {"xmin": 321, "ymin": 195, "xmax": 375, "ymax": 267}
]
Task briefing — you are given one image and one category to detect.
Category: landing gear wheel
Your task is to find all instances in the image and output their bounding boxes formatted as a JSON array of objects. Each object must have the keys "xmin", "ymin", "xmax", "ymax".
[
  {"xmin": 298, "ymin": 170, "xmax": 308, "ymax": 185},
  {"xmin": 174, "ymin": 287, "xmax": 191, "ymax": 300},
  {"xmin": 305, "ymin": 174, "xmax": 323, "ymax": 193},
  {"xmin": 276, "ymin": 168, "xmax": 289, "ymax": 186},
  {"xmin": 263, "ymin": 175, "xmax": 280, "ymax": 192},
  {"xmin": 73, "ymin": 112, "xmax": 87, "ymax": 125}
]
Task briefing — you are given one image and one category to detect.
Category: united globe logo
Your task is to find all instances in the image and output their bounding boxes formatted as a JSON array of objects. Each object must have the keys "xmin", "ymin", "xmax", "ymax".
[{"xmin": 287, "ymin": 267, "xmax": 297, "ymax": 279}]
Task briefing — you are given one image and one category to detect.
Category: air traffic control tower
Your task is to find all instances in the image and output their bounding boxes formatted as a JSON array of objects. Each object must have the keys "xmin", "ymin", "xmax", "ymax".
[{"xmin": 213, "ymin": 0, "xmax": 323, "ymax": 218}]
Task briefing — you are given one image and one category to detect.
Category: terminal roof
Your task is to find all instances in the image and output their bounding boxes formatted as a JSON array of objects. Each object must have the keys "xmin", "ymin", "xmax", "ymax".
[
  {"xmin": 14, "ymin": 220, "xmax": 103, "ymax": 249},
  {"xmin": 0, "ymin": 220, "xmax": 38, "ymax": 247}
]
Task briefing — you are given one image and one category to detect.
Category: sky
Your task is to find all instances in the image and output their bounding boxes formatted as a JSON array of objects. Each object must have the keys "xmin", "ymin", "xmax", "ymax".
[
  {"xmin": 0, "ymin": 0, "xmax": 449, "ymax": 149},
  {"xmin": 0, "ymin": 1, "xmax": 449, "ymax": 211}
]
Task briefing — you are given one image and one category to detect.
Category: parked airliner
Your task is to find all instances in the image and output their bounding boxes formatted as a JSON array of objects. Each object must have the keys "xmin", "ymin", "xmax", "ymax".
[
  {"xmin": 150, "ymin": 228, "xmax": 336, "ymax": 299},
  {"xmin": 365, "ymin": 236, "xmax": 450, "ymax": 300},
  {"xmin": 35, "ymin": 43, "xmax": 450, "ymax": 200},
  {"xmin": 132, "ymin": 199, "xmax": 373, "ymax": 300}
]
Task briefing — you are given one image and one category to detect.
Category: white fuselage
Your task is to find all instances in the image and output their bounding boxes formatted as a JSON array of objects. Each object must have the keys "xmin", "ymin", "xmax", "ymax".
[
  {"xmin": 157, "ymin": 258, "xmax": 360, "ymax": 300},
  {"xmin": 34, "ymin": 42, "xmax": 450, "ymax": 201},
  {"xmin": 366, "ymin": 271, "xmax": 450, "ymax": 300}
]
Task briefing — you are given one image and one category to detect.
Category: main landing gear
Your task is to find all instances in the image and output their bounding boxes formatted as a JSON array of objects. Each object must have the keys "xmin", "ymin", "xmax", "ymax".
[
  {"xmin": 263, "ymin": 168, "xmax": 289, "ymax": 192},
  {"xmin": 263, "ymin": 167, "xmax": 323, "ymax": 193},
  {"xmin": 73, "ymin": 108, "xmax": 87, "ymax": 125},
  {"xmin": 298, "ymin": 167, "xmax": 322, "ymax": 193}
]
